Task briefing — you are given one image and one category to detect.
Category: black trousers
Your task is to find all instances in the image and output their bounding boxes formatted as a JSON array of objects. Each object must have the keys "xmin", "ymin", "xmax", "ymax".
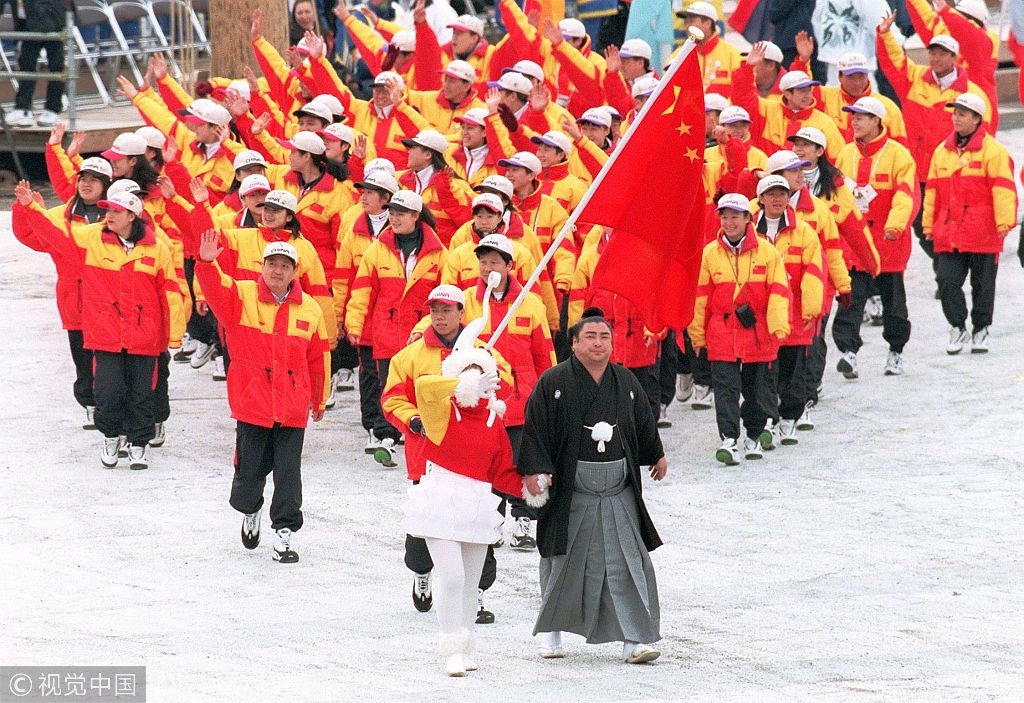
[
  {"xmin": 806, "ymin": 309, "xmax": 831, "ymax": 404},
  {"xmin": 912, "ymin": 182, "xmax": 937, "ymax": 272},
  {"xmin": 768, "ymin": 345, "xmax": 811, "ymax": 421},
  {"xmin": 184, "ymin": 258, "xmax": 217, "ymax": 345},
  {"xmin": 553, "ymin": 293, "xmax": 570, "ymax": 363},
  {"xmin": 14, "ymin": 39, "xmax": 64, "ymax": 113},
  {"xmin": 658, "ymin": 331, "xmax": 678, "ymax": 406},
  {"xmin": 67, "ymin": 329, "xmax": 95, "ymax": 408},
  {"xmin": 679, "ymin": 331, "xmax": 713, "ymax": 387},
  {"xmin": 153, "ymin": 351, "xmax": 171, "ymax": 423},
  {"xmin": 710, "ymin": 360, "xmax": 771, "ymax": 441},
  {"xmin": 936, "ymin": 251, "xmax": 998, "ymax": 331},
  {"xmin": 630, "ymin": 361, "xmax": 661, "ymax": 424},
  {"xmin": 833, "ymin": 271, "xmax": 911, "ymax": 354},
  {"xmin": 231, "ymin": 421, "xmax": 305, "ymax": 532},
  {"xmin": 331, "ymin": 335, "xmax": 359, "ymax": 374},
  {"xmin": 356, "ymin": 345, "xmax": 381, "ymax": 433},
  {"xmin": 372, "ymin": 355, "xmax": 401, "ymax": 441},
  {"xmin": 404, "ymin": 525, "xmax": 497, "ymax": 591},
  {"xmin": 92, "ymin": 350, "xmax": 157, "ymax": 445}
]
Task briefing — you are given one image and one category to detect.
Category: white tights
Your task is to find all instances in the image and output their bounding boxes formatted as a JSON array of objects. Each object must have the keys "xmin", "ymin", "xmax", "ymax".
[{"xmin": 425, "ymin": 538, "xmax": 488, "ymax": 643}]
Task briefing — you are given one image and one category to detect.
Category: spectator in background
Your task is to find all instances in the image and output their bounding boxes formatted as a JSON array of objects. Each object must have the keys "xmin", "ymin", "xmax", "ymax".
[
  {"xmin": 812, "ymin": 0, "xmax": 891, "ymax": 84},
  {"xmin": 769, "ymin": 0, "xmax": 827, "ymax": 82},
  {"xmin": 7, "ymin": 0, "xmax": 70, "ymax": 128}
]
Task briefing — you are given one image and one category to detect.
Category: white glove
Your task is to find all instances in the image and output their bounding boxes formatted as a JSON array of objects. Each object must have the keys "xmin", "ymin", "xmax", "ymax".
[{"xmin": 479, "ymin": 368, "xmax": 499, "ymax": 395}]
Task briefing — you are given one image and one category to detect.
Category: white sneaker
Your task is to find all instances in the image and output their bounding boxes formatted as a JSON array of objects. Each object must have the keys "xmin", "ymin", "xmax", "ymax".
[
  {"xmin": 325, "ymin": 383, "xmax": 337, "ymax": 410},
  {"xmin": 946, "ymin": 327, "xmax": 970, "ymax": 355},
  {"xmin": 189, "ymin": 341, "xmax": 215, "ymax": 368},
  {"xmin": 7, "ymin": 108, "xmax": 35, "ymax": 128},
  {"xmin": 373, "ymin": 438, "xmax": 398, "ymax": 467},
  {"xmin": 758, "ymin": 420, "xmax": 779, "ymax": 451},
  {"xmin": 884, "ymin": 351, "xmax": 904, "ymax": 376},
  {"xmin": 101, "ymin": 436, "xmax": 122, "ymax": 468},
  {"xmin": 334, "ymin": 368, "xmax": 356, "ymax": 391},
  {"xmin": 83, "ymin": 405, "xmax": 96, "ymax": 430},
  {"xmin": 272, "ymin": 528, "xmax": 298, "ymax": 563},
  {"xmin": 212, "ymin": 355, "xmax": 226, "ymax": 381},
  {"xmin": 241, "ymin": 509, "xmax": 261, "ymax": 549},
  {"xmin": 971, "ymin": 327, "xmax": 989, "ymax": 353},
  {"xmin": 743, "ymin": 436, "xmax": 763, "ymax": 460},
  {"xmin": 510, "ymin": 516, "xmax": 536, "ymax": 551},
  {"xmin": 127, "ymin": 444, "xmax": 149, "ymax": 470},
  {"xmin": 657, "ymin": 404, "xmax": 671, "ymax": 428},
  {"xmin": 364, "ymin": 430, "xmax": 382, "ymax": 454},
  {"xmin": 623, "ymin": 642, "xmax": 661, "ymax": 664},
  {"xmin": 117, "ymin": 435, "xmax": 129, "ymax": 457},
  {"xmin": 35, "ymin": 109, "xmax": 59, "ymax": 127},
  {"xmin": 779, "ymin": 419, "xmax": 798, "ymax": 446},
  {"xmin": 150, "ymin": 422, "xmax": 166, "ymax": 447},
  {"xmin": 538, "ymin": 631, "xmax": 565, "ymax": 659},
  {"xmin": 691, "ymin": 385, "xmax": 714, "ymax": 410},
  {"xmin": 796, "ymin": 403, "xmax": 814, "ymax": 431},
  {"xmin": 715, "ymin": 438, "xmax": 740, "ymax": 465},
  {"xmin": 836, "ymin": 351, "xmax": 858, "ymax": 380},
  {"xmin": 675, "ymin": 373, "xmax": 694, "ymax": 402}
]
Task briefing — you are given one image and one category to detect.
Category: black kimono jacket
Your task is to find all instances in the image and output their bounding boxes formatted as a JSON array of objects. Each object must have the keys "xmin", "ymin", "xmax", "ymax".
[{"xmin": 518, "ymin": 356, "xmax": 666, "ymax": 558}]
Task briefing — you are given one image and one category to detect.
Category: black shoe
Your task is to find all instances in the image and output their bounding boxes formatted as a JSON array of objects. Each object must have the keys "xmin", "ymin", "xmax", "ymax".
[
  {"xmin": 475, "ymin": 588, "xmax": 494, "ymax": 624},
  {"xmin": 413, "ymin": 572, "xmax": 432, "ymax": 612},
  {"xmin": 172, "ymin": 348, "xmax": 194, "ymax": 363},
  {"xmin": 241, "ymin": 510, "xmax": 261, "ymax": 550},
  {"xmin": 272, "ymin": 528, "xmax": 298, "ymax": 563}
]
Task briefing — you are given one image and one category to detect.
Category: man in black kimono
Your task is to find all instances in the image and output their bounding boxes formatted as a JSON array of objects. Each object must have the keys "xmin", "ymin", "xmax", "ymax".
[{"xmin": 520, "ymin": 308, "xmax": 668, "ymax": 664}]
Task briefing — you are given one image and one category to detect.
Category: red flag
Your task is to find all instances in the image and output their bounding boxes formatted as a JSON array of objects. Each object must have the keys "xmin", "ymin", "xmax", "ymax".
[{"xmin": 584, "ymin": 49, "xmax": 705, "ymax": 331}]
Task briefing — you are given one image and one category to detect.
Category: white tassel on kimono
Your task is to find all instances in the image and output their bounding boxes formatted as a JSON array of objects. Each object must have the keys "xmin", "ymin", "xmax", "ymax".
[{"xmin": 585, "ymin": 422, "xmax": 615, "ymax": 453}]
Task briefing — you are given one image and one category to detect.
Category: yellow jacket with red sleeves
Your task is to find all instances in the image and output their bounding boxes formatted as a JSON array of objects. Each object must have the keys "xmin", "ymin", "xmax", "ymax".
[
  {"xmin": 333, "ymin": 204, "xmax": 383, "ymax": 342},
  {"xmin": 689, "ymin": 227, "xmax": 791, "ymax": 362},
  {"xmin": 876, "ymin": 29, "xmax": 991, "ymax": 182},
  {"xmin": 538, "ymin": 161, "xmax": 587, "ymax": 219},
  {"xmin": 816, "ymin": 86, "xmax": 907, "ymax": 147},
  {"xmin": 396, "ymin": 168, "xmax": 474, "ymax": 246},
  {"xmin": 923, "ymin": 126, "xmax": 1018, "ymax": 255},
  {"xmin": 195, "ymin": 259, "xmax": 330, "ymax": 428},
  {"xmin": 730, "ymin": 63, "xmax": 846, "ymax": 162},
  {"xmin": 668, "ymin": 32, "xmax": 744, "ymax": 97},
  {"xmin": 406, "ymin": 89, "xmax": 487, "ymax": 136},
  {"xmin": 21, "ymin": 203, "xmax": 185, "ymax": 355},
  {"xmin": 836, "ymin": 130, "xmax": 919, "ymax": 273},
  {"xmin": 512, "ymin": 186, "xmax": 576, "ymax": 292},
  {"xmin": 382, "ymin": 326, "xmax": 511, "ymax": 480},
  {"xmin": 462, "ymin": 277, "xmax": 555, "ymax": 426},
  {"xmin": 549, "ymin": 37, "xmax": 609, "ymax": 117},
  {"xmin": 789, "ymin": 186, "xmax": 850, "ymax": 300},
  {"xmin": 345, "ymin": 224, "xmax": 448, "ymax": 359},
  {"xmin": 571, "ymin": 134, "xmax": 609, "ymax": 182},
  {"xmin": 817, "ymin": 178, "xmax": 881, "ymax": 275}
]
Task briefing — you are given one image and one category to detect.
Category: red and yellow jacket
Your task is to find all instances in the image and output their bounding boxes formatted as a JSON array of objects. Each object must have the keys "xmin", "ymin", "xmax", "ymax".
[
  {"xmin": 790, "ymin": 186, "xmax": 850, "ymax": 304},
  {"xmin": 816, "ymin": 85, "xmax": 908, "ymax": 147},
  {"xmin": 923, "ymin": 126, "xmax": 1018, "ymax": 255},
  {"xmin": 333, "ymin": 205, "xmax": 384, "ymax": 343},
  {"xmin": 816, "ymin": 178, "xmax": 881, "ymax": 275},
  {"xmin": 538, "ymin": 161, "xmax": 588, "ymax": 215},
  {"xmin": 382, "ymin": 326, "xmax": 511, "ymax": 479},
  {"xmin": 876, "ymin": 29, "xmax": 991, "ymax": 182},
  {"xmin": 462, "ymin": 278, "xmax": 556, "ymax": 426},
  {"xmin": 345, "ymin": 224, "xmax": 448, "ymax": 359},
  {"xmin": 195, "ymin": 259, "xmax": 329, "ymax": 428},
  {"xmin": 836, "ymin": 130, "xmax": 919, "ymax": 273},
  {"xmin": 512, "ymin": 186, "xmax": 576, "ymax": 292},
  {"xmin": 549, "ymin": 36, "xmax": 609, "ymax": 117},
  {"xmin": 689, "ymin": 227, "xmax": 791, "ymax": 363},
  {"xmin": 669, "ymin": 32, "xmax": 744, "ymax": 97},
  {"xmin": 730, "ymin": 63, "xmax": 846, "ymax": 162},
  {"xmin": 22, "ymin": 203, "xmax": 184, "ymax": 355},
  {"xmin": 340, "ymin": 14, "xmax": 417, "ymax": 87},
  {"xmin": 396, "ymin": 168, "xmax": 474, "ymax": 246},
  {"xmin": 753, "ymin": 207, "xmax": 824, "ymax": 347},
  {"xmin": 407, "ymin": 89, "xmax": 487, "ymax": 137}
]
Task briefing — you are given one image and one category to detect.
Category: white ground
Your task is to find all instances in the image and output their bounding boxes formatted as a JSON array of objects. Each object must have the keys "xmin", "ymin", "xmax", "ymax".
[{"xmin": 2, "ymin": 131, "xmax": 1024, "ymax": 703}]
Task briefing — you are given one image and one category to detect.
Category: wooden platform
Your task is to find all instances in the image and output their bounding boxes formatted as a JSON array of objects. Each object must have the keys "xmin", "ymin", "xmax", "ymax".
[{"xmin": 1, "ymin": 104, "xmax": 144, "ymax": 155}]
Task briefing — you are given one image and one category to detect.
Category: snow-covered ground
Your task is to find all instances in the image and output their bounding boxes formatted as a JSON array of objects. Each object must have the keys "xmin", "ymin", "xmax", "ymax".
[{"xmin": 2, "ymin": 134, "xmax": 1023, "ymax": 702}]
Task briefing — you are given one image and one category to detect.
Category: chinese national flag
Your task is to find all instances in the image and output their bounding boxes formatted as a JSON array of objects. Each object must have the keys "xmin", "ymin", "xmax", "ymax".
[{"xmin": 584, "ymin": 48, "xmax": 706, "ymax": 331}]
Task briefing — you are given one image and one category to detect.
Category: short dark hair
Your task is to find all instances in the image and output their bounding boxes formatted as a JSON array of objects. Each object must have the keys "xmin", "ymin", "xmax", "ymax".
[{"xmin": 569, "ymin": 307, "xmax": 613, "ymax": 341}]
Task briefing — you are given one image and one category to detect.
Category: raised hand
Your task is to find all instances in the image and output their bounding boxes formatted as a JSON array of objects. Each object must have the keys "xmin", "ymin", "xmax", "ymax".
[
  {"xmin": 560, "ymin": 115, "xmax": 581, "ymax": 140},
  {"xmin": 223, "ymin": 88, "xmax": 250, "ymax": 118},
  {"xmin": 250, "ymin": 8, "xmax": 263, "ymax": 41},
  {"xmin": 47, "ymin": 123, "xmax": 65, "ymax": 146},
  {"xmin": 604, "ymin": 45, "xmax": 621, "ymax": 74},
  {"xmin": 305, "ymin": 29, "xmax": 324, "ymax": 59},
  {"xmin": 529, "ymin": 83, "xmax": 550, "ymax": 112},
  {"xmin": 387, "ymin": 75, "xmax": 405, "ymax": 105},
  {"xmin": 150, "ymin": 52, "xmax": 168, "ymax": 80},
  {"xmin": 794, "ymin": 31, "xmax": 814, "ymax": 62},
  {"xmin": 156, "ymin": 174, "xmax": 176, "ymax": 200},
  {"xmin": 251, "ymin": 112, "xmax": 272, "ymax": 136},
  {"xmin": 162, "ymin": 136, "xmax": 178, "ymax": 163},
  {"xmin": 116, "ymin": 75, "xmax": 139, "ymax": 100},
  {"xmin": 746, "ymin": 41, "xmax": 767, "ymax": 66},
  {"xmin": 526, "ymin": 7, "xmax": 540, "ymax": 28},
  {"xmin": 333, "ymin": 3, "xmax": 349, "ymax": 21},
  {"xmin": 214, "ymin": 123, "xmax": 231, "ymax": 144},
  {"xmin": 541, "ymin": 17, "xmax": 562, "ymax": 46},
  {"xmin": 485, "ymin": 87, "xmax": 502, "ymax": 114},
  {"xmin": 412, "ymin": 0, "xmax": 426, "ymax": 25},
  {"xmin": 198, "ymin": 228, "xmax": 224, "ymax": 263},
  {"xmin": 189, "ymin": 176, "xmax": 210, "ymax": 204},
  {"xmin": 242, "ymin": 65, "xmax": 261, "ymax": 94},
  {"xmin": 352, "ymin": 133, "xmax": 368, "ymax": 160},
  {"xmin": 286, "ymin": 46, "xmax": 304, "ymax": 69},
  {"xmin": 14, "ymin": 179, "xmax": 34, "ymax": 206},
  {"xmin": 878, "ymin": 11, "xmax": 896, "ymax": 34},
  {"xmin": 66, "ymin": 131, "xmax": 86, "ymax": 158}
]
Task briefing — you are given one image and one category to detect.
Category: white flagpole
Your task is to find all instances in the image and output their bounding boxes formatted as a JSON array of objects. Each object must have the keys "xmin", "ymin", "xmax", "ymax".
[{"xmin": 484, "ymin": 27, "xmax": 705, "ymax": 351}]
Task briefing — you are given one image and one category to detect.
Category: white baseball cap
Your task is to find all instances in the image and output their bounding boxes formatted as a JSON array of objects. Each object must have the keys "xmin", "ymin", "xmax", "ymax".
[
  {"xmin": 239, "ymin": 174, "xmax": 272, "ymax": 196},
  {"xmin": 263, "ymin": 190, "xmax": 299, "ymax": 212},
  {"xmin": 226, "ymin": 80, "xmax": 251, "ymax": 102},
  {"xmin": 682, "ymin": 1, "xmax": 718, "ymax": 21},
  {"xmin": 275, "ymin": 131, "xmax": 327, "ymax": 155},
  {"xmin": 503, "ymin": 59, "xmax": 545, "ymax": 83},
  {"xmin": 79, "ymin": 157, "xmax": 113, "ymax": 180},
  {"xmin": 373, "ymin": 71, "xmax": 405, "ymax": 89},
  {"xmin": 101, "ymin": 132, "xmax": 148, "ymax": 160},
  {"xmin": 233, "ymin": 150, "xmax": 267, "ymax": 171},
  {"xmin": 364, "ymin": 157, "xmax": 397, "ymax": 176},
  {"xmin": 619, "ymin": 38, "xmax": 652, "ymax": 61},
  {"xmin": 442, "ymin": 59, "xmax": 476, "ymax": 83},
  {"xmin": 293, "ymin": 100, "xmax": 334, "ymax": 124},
  {"xmin": 558, "ymin": 18, "xmax": 586, "ymax": 39},
  {"xmin": 928, "ymin": 34, "xmax": 960, "ymax": 55},
  {"xmin": 577, "ymin": 107, "xmax": 612, "ymax": 128},
  {"xmin": 390, "ymin": 30, "xmax": 416, "ymax": 52},
  {"xmin": 766, "ymin": 149, "xmax": 811, "ymax": 174},
  {"xmin": 98, "ymin": 191, "xmax": 144, "ymax": 215},
  {"xmin": 955, "ymin": 0, "xmax": 989, "ymax": 22},
  {"xmin": 402, "ymin": 129, "xmax": 450, "ymax": 154},
  {"xmin": 426, "ymin": 283, "xmax": 465, "ymax": 307},
  {"xmin": 263, "ymin": 240, "xmax": 299, "ymax": 265},
  {"xmin": 632, "ymin": 75, "xmax": 659, "ymax": 98},
  {"xmin": 386, "ymin": 190, "xmax": 424, "ymax": 213},
  {"xmin": 718, "ymin": 106, "xmax": 751, "ymax": 125},
  {"xmin": 354, "ymin": 170, "xmax": 400, "ymax": 194},
  {"xmin": 107, "ymin": 179, "xmax": 141, "ymax": 197},
  {"xmin": 134, "ymin": 126, "xmax": 166, "ymax": 150},
  {"xmin": 704, "ymin": 92, "xmax": 729, "ymax": 112},
  {"xmin": 779, "ymin": 70, "xmax": 820, "ymax": 91},
  {"xmin": 319, "ymin": 123, "xmax": 355, "ymax": 144},
  {"xmin": 497, "ymin": 151, "xmax": 542, "ymax": 174},
  {"xmin": 455, "ymin": 107, "xmax": 489, "ymax": 127},
  {"xmin": 475, "ymin": 174, "xmax": 514, "ymax": 201},
  {"xmin": 757, "ymin": 174, "xmax": 792, "ymax": 197},
  {"xmin": 602, "ymin": 105, "xmax": 623, "ymax": 120},
  {"xmin": 474, "ymin": 233, "xmax": 515, "ymax": 261},
  {"xmin": 311, "ymin": 93, "xmax": 345, "ymax": 118},
  {"xmin": 837, "ymin": 52, "xmax": 871, "ymax": 74},
  {"xmin": 178, "ymin": 98, "xmax": 232, "ymax": 126},
  {"xmin": 761, "ymin": 41, "xmax": 784, "ymax": 64},
  {"xmin": 717, "ymin": 193, "xmax": 752, "ymax": 213},
  {"xmin": 448, "ymin": 14, "xmax": 484, "ymax": 35},
  {"xmin": 487, "ymin": 72, "xmax": 532, "ymax": 96},
  {"xmin": 947, "ymin": 92, "xmax": 987, "ymax": 117},
  {"xmin": 842, "ymin": 96, "xmax": 887, "ymax": 119},
  {"xmin": 471, "ymin": 193, "xmax": 505, "ymax": 214},
  {"xmin": 787, "ymin": 126, "xmax": 828, "ymax": 149},
  {"xmin": 530, "ymin": 130, "xmax": 573, "ymax": 154}
]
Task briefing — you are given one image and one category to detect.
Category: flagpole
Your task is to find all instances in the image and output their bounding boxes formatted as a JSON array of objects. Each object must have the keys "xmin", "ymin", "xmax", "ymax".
[{"xmin": 485, "ymin": 26, "xmax": 706, "ymax": 351}]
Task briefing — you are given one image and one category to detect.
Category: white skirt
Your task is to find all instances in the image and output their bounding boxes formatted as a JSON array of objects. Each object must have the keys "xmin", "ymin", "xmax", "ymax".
[{"xmin": 403, "ymin": 462, "xmax": 504, "ymax": 544}]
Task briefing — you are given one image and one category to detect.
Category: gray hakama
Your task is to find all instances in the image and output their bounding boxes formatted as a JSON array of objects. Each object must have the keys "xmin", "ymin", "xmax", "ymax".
[{"xmin": 533, "ymin": 457, "xmax": 661, "ymax": 644}]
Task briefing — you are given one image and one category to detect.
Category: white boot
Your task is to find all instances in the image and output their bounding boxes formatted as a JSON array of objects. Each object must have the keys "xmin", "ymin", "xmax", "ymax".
[{"xmin": 440, "ymin": 631, "xmax": 470, "ymax": 676}]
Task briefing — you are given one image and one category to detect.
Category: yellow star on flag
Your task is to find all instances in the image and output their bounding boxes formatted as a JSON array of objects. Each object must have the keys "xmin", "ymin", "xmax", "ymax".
[
  {"xmin": 676, "ymin": 122, "xmax": 692, "ymax": 137},
  {"xmin": 684, "ymin": 147, "xmax": 700, "ymax": 162}
]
